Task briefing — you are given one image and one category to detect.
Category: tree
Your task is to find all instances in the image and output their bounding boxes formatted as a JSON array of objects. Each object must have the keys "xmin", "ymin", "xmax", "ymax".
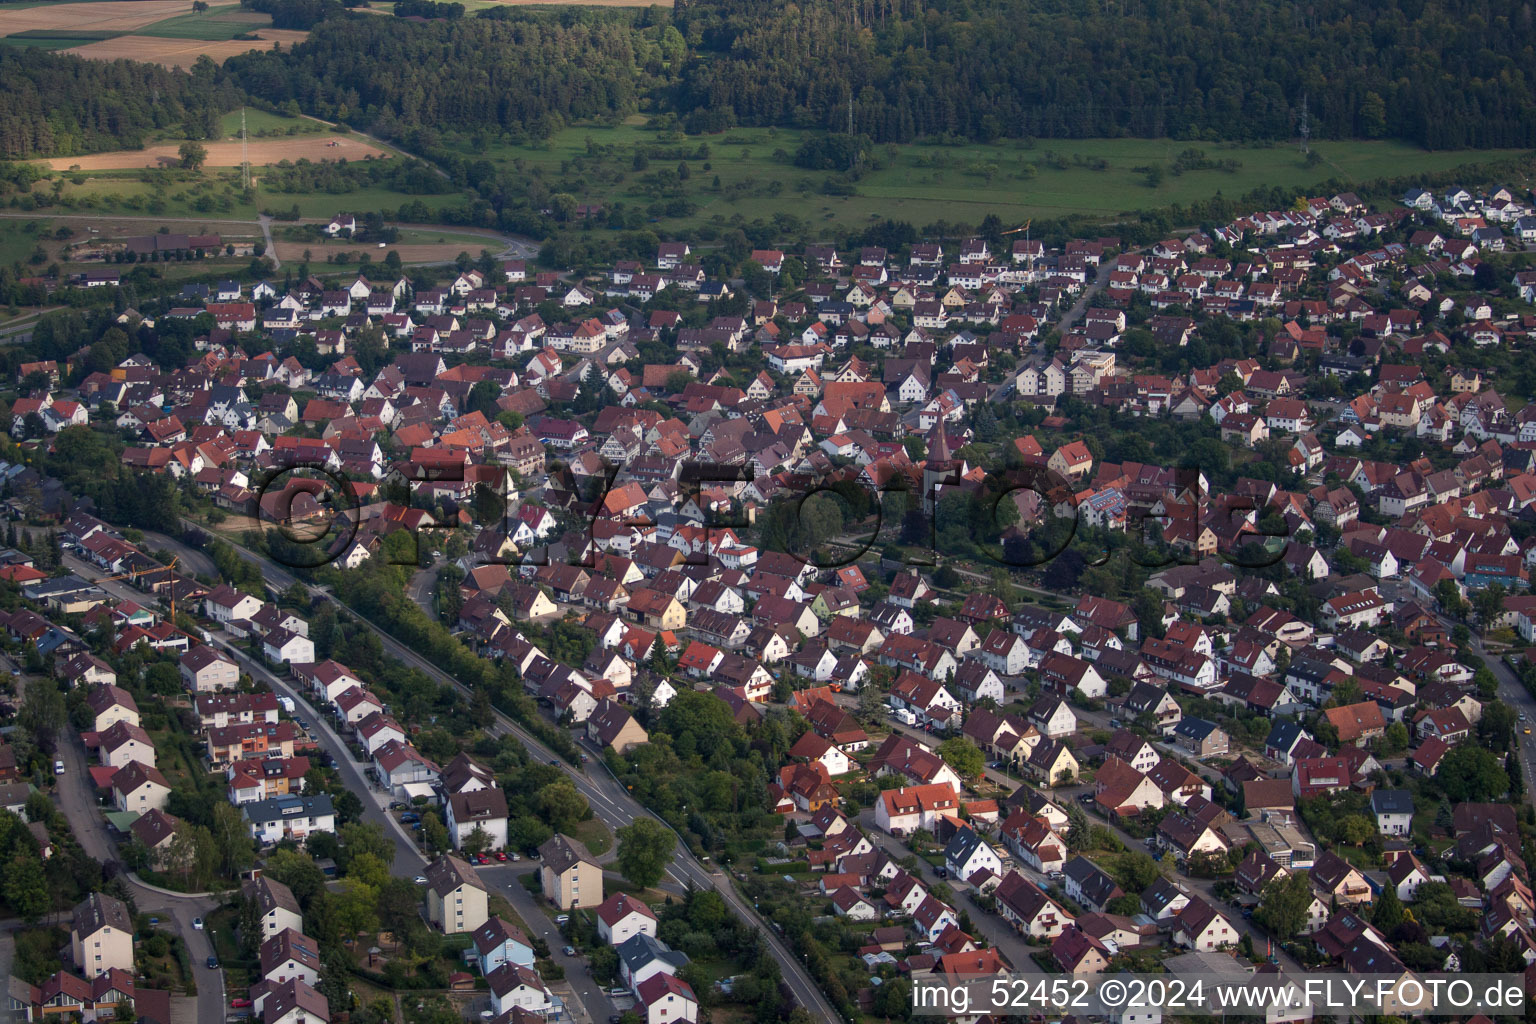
[
  {"xmin": 4, "ymin": 855, "xmax": 47, "ymax": 923},
  {"xmin": 1064, "ymin": 801, "xmax": 1090, "ymax": 851},
  {"xmin": 1437, "ymin": 744, "xmax": 1509, "ymax": 802},
  {"xmin": 338, "ymin": 822, "xmax": 395, "ymax": 870},
  {"xmin": 615, "ymin": 819, "xmax": 675, "ymax": 889},
  {"xmin": 262, "ymin": 848, "xmax": 327, "ymax": 908},
  {"xmin": 421, "ymin": 812, "xmax": 449, "ymax": 854},
  {"xmin": 1435, "ymin": 578, "xmax": 1467, "ymax": 619},
  {"xmin": 1479, "ymin": 702, "xmax": 1516, "ymax": 750},
  {"xmin": 937, "ymin": 736, "xmax": 985, "ymax": 781},
  {"xmin": 209, "ymin": 801, "xmax": 254, "ymax": 879},
  {"xmin": 178, "ymin": 141, "xmax": 208, "ymax": 171},
  {"xmin": 1472, "ymin": 583, "xmax": 1507, "ymax": 629},
  {"xmin": 462, "ymin": 827, "xmax": 492, "ymax": 857},
  {"xmin": 1254, "ymin": 872, "xmax": 1312, "ymax": 939},
  {"xmin": 1376, "ymin": 721, "xmax": 1410, "ymax": 756},
  {"xmin": 1373, "ymin": 881, "xmax": 1405, "ymax": 933},
  {"xmin": 854, "ymin": 685, "xmax": 886, "ymax": 726},
  {"xmin": 1113, "ymin": 851, "xmax": 1162, "ymax": 892},
  {"xmin": 536, "ymin": 780, "xmax": 589, "ymax": 832},
  {"xmin": 19, "ymin": 678, "xmax": 65, "ymax": 754}
]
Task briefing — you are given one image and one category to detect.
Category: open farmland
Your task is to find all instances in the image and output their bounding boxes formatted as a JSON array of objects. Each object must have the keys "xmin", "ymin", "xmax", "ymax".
[
  {"xmin": 0, "ymin": 0, "xmax": 198, "ymax": 34},
  {"xmin": 46, "ymin": 135, "xmax": 391, "ymax": 171},
  {"xmin": 0, "ymin": 0, "xmax": 309, "ymax": 65},
  {"xmin": 61, "ymin": 28, "xmax": 307, "ymax": 68},
  {"xmin": 377, "ymin": 0, "xmax": 664, "ymax": 9}
]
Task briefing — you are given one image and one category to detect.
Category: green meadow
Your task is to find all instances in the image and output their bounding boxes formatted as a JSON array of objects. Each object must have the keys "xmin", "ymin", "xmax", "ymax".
[{"xmin": 475, "ymin": 122, "xmax": 1531, "ymax": 232}]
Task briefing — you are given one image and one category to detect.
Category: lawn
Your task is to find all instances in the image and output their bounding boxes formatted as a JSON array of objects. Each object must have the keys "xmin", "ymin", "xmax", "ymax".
[
  {"xmin": 473, "ymin": 121, "xmax": 1531, "ymax": 233},
  {"xmin": 0, "ymin": 219, "xmax": 54, "ymax": 265},
  {"xmin": 207, "ymin": 906, "xmax": 256, "ymax": 996},
  {"xmin": 571, "ymin": 816, "xmax": 611, "ymax": 856},
  {"xmin": 216, "ymin": 107, "xmax": 328, "ymax": 140}
]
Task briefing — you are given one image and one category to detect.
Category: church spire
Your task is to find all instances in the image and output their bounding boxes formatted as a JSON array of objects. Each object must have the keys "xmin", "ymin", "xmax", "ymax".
[{"xmin": 929, "ymin": 419, "xmax": 952, "ymax": 465}]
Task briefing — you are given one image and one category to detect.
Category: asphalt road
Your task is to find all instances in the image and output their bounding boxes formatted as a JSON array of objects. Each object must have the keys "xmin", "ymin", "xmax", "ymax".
[
  {"xmin": 851, "ymin": 805, "xmax": 1047, "ymax": 972},
  {"xmin": 479, "ymin": 863, "xmax": 618, "ymax": 1023},
  {"xmin": 172, "ymin": 524, "xmax": 844, "ymax": 1022},
  {"xmin": 67, "ymin": 556, "xmax": 605, "ymax": 1020},
  {"xmin": 53, "ymin": 702, "xmax": 226, "ymax": 1024},
  {"xmin": 854, "ymin": 703, "xmax": 1304, "ymax": 971}
]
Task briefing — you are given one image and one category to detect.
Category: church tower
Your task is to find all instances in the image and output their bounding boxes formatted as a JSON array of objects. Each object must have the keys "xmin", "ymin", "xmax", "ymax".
[{"xmin": 922, "ymin": 420, "xmax": 956, "ymax": 516}]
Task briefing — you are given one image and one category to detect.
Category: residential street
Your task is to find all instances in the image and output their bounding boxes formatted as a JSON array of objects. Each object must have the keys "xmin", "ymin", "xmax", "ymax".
[
  {"xmin": 853, "ymin": 806, "xmax": 1047, "ymax": 972},
  {"xmin": 168, "ymin": 524, "xmax": 846, "ymax": 1022},
  {"xmin": 846, "ymin": 702, "xmax": 1304, "ymax": 971},
  {"xmin": 479, "ymin": 862, "xmax": 619, "ymax": 1024},
  {"xmin": 54, "ymin": 714, "xmax": 226, "ymax": 1024}
]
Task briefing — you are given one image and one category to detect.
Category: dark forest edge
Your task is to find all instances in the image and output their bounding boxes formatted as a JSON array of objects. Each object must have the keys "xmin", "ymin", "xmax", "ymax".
[{"xmin": 226, "ymin": 0, "xmax": 1536, "ymax": 150}]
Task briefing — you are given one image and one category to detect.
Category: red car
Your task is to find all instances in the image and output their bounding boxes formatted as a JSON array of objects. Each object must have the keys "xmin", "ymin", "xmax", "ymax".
[
  {"xmin": 494, "ymin": 850, "xmax": 508, "ymax": 862},
  {"xmin": 231, "ymin": 999, "xmax": 252, "ymax": 1009}
]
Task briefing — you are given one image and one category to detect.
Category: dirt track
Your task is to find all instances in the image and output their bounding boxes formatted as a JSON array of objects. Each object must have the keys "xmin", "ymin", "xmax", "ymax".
[{"xmin": 47, "ymin": 134, "xmax": 389, "ymax": 171}]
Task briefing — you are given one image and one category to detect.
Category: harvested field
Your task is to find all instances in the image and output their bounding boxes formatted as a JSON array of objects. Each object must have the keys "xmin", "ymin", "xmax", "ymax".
[
  {"xmin": 62, "ymin": 28, "xmax": 307, "ymax": 67},
  {"xmin": 0, "ymin": 0, "xmax": 197, "ymax": 34},
  {"xmin": 46, "ymin": 134, "xmax": 389, "ymax": 171}
]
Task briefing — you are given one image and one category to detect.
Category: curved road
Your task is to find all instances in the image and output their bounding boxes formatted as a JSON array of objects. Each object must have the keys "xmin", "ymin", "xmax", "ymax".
[
  {"xmin": 179, "ymin": 522, "xmax": 845, "ymax": 1022},
  {"xmin": 53, "ymin": 707, "xmax": 226, "ymax": 1024}
]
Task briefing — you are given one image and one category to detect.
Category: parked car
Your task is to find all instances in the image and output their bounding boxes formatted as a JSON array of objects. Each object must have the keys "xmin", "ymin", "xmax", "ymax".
[
  {"xmin": 562, "ymin": 945, "xmax": 576, "ymax": 957},
  {"xmin": 206, "ymin": 957, "xmax": 219, "ymax": 970},
  {"xmin": 192, "ymin": 918, "xmax": 204, "ymax": 930},
  {"xmin": 413, "ymin": 875, "xmax": 428, "ymax": 885},
  {"xmin": 555, "ymin": 915, "xmax": 570, "ymax": 926},
  {"xmin": 53, "ymin": 760, "xmax": 64, "ymax": 775},
  {"xmin": 494, "ymin": 851, "xmax": 507, "ymax": 861}
]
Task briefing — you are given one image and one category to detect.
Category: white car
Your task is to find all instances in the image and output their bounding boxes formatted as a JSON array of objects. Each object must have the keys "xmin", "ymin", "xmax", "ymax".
[
  {"xmin": 53, "ymin": 760, "xmax": 64, "ymax": 775},
  {"xmin": 192, "ymin": 918, "xmax": 204, "ymax": 930},
  {"xmin": 413, "ymin": 875, "xmax": 429, "ymax": 885}
]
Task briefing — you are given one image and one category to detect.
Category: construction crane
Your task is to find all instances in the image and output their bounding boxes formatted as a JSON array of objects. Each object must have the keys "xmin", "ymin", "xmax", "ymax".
[
  {"xmin": 1000, "ymin": 220, "xmax": 1032, "ymax": 236},
  {"xmin": 96, "ymin": 556, "xmax": 180, "ymax": 624}
]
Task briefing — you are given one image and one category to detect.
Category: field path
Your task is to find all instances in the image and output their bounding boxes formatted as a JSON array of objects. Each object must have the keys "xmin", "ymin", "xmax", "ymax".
[{"xmin": 258, "ymin": 213, "xmax": 279, "ymax": 270}]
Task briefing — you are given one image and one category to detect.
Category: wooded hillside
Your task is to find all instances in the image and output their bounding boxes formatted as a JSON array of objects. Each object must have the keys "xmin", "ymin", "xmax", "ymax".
[{"xmin": 224, "ymin": 0, "xmax": 1536, "ymax": 150}]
